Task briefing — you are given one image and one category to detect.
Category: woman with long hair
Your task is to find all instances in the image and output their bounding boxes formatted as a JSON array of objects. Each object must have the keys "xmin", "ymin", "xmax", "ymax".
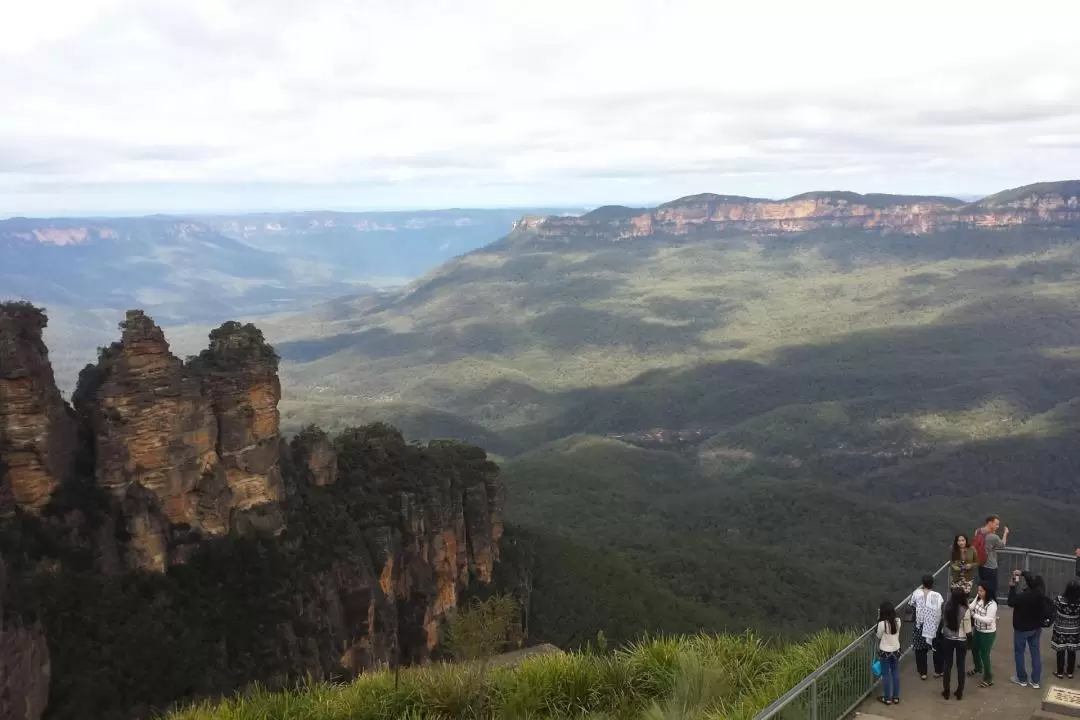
[
  {"xmin": 876, "ymin": 601, "xmax": 902, "ymax": 705},
  {"xmin": 950, "ymin": 533, "xmax": 978, "ymax": 596},
  {"xmin": 1010, "ymin": 571, "xmax": 1048, "ymax": 688},
  {"xmin": 970, "ymin": 581, "xmax": 998, "ymax": 687},
  {"xmin": 910, "ymin": 574, "xmax": 945, "ymax": 680},
  {"xmin": 1052, "ymin": 580, "xmax": 1080, "ymax": 679},
  {"xmin": 941, "ymin": 587, "xmax": 972, "ymax": 700}
]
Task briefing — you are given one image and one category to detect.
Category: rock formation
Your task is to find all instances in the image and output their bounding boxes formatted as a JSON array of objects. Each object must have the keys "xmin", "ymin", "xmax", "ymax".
[
  {"xmin": 74, "ymin": 311, "xmax": 285, "ymax": 571},
  {"xmin": 285, "ymin": 428, "xmax": 504, "ymax": 669},
  {"xmin": 0, "ymin": 305, "xmax": 506, "ymax": 718},
  {"xmin": 510, "ymin": 180, "xmax": 1080, "ymax": 245},
  {"xmin": 0, "ymin": 302, "xmax": 77, "ymax": 515},
  {"xmin": 0, "ymin": 558, "xmax": 51, "ymax": 720}
]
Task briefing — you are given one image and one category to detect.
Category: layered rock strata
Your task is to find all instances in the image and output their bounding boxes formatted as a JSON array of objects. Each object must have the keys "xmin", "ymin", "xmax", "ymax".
[
  {"xmin": 510, "ymin": 180, "xmax": 1080, "ymax": 244},
  {"xmin": 0, "ymin": 303, "xmax": 77, "ymax": 515},
  {"xmin": 74, "ymin": 311, "xmax": 284, "ymax": 570}
]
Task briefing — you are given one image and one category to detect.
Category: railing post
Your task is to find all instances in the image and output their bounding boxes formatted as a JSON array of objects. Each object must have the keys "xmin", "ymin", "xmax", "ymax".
[
  {"xmin": 1024, "ymin": 551, "xmax": 1032, "ymax": 572},
  {"xmin": 810, "ymin": 677, "xmax": 819, "ymax": 720}
]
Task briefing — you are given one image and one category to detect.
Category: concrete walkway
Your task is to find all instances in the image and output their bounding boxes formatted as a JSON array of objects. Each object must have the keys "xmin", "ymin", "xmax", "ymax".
[{"xmin": 853, "ymin": 608, "xmax": 1064, "ymax": 720}]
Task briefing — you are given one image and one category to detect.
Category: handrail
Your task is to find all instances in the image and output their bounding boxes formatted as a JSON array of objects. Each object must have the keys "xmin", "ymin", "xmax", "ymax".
[
  {"xmin": 752, "ymin": 561, "xmax": 948, "ymax": 719},
  {"xmin": 1005, "ymin": 545, "xmax": 1075, "ymax": 561},
  {"xmin": 753, "ymin": 546, "xmax": 1077, "ymax": 720}
]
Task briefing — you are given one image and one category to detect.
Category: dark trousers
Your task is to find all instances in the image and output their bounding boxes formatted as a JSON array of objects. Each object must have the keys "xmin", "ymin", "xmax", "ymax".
[
  {"xmin": 942, "ymin": 638, "xmax": 968, "ymax": 695},
  {"xmin": 979, "ymin": 565, "xmax": 999, "ymax": 600},
  {"xmin": 915, "ymin": 646, "xmax": 944, "ymax": 677},
  {"xmin": 1058, "ymin": 650, "xmax": 1077, "ymax": 676}
]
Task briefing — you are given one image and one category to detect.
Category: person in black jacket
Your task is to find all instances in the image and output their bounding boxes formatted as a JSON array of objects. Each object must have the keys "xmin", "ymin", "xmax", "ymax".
[{"xmin": 1009, "ymin": 570, "xmax": 1049, "ymax": 689}]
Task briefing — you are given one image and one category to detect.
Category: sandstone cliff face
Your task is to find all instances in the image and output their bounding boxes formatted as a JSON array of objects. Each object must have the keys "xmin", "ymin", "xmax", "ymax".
[
  {"xmin": 0, "ymin": 303, "xmax": 77, "ymax": 515},
  {"xmin": 285, "ymin": 429, "xmax": 504, "ymax": 669},
  {"xmin": 0, "ymin": 558, "xmax": 51, "ymax": 720},
  {"xmin": 512, "ymin": 181, "xmax": 1080, "ymax": 245},
  {"xmin": 0, "ymin": 305, "xmax": 507, "ymax": 718},
  {"xmin": 76, "ymin": 311, "xmax": 284, "ymax": 571}
]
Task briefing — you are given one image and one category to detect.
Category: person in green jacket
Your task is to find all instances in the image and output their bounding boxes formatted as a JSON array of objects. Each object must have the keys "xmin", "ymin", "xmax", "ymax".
[{"xmin": 951, "ymin": 534, "xmax": 979, "ymax": 595}]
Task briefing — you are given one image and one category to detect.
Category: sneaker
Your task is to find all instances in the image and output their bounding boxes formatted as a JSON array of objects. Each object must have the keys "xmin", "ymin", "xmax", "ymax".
[
  {"xmin": 1011, "ymin": 677, "xmax": 1029, "ymax": 687},
  {"xmin": 1056, "ymin": 673, "xmax": 1066, "ymax": 679},
  {"xmin": 1032, "ymin": 683, "xmax": 1041, "ymax": 689}
]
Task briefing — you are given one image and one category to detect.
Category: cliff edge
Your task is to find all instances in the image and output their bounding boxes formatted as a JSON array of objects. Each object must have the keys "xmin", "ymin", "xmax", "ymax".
[{"xmin": 0, "ymin": 304, "xmax": 505, "ymax": 719}]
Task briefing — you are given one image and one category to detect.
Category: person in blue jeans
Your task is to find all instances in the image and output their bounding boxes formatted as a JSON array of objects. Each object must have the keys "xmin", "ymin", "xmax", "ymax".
[
  {"xmin": 1009, "ymin": 569, "xmax": 1049, "ymax": 689},
  {"xmin": 876, "ymin": 601, "xmax": 902, "ymax": 705}
]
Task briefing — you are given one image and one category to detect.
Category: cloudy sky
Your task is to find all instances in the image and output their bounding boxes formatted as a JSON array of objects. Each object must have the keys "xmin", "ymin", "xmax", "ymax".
[{"xmin": 3, "ymin": 0, "xmax": 1080, "ymax": 216}]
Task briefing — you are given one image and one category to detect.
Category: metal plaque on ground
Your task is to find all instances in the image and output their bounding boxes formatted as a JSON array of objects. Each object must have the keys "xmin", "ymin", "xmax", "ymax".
[{"xmin": 1044, "ymin": 686, "xmax": 1080, "ymax": 718}]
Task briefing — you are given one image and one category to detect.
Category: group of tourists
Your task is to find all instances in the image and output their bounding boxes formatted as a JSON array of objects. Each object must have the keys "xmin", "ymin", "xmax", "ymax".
[{"xmin": 872, "ymin": 515, "xmax": 1080, "ymax": 706}]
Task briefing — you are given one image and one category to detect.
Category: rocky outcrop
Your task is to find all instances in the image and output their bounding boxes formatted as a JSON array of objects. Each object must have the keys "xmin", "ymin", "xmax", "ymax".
[
  {"xmin": 0, "ymin": 304, "xmax": 507, "ymax": 718},
  {"xmin": 0, "ymin": 302, "xmax": 77, "ymax": 515},
  {"xmin": 290, "ymin": 428, "xmax": 504, "ymax": 668},
  {"xmin": 75, "ymin": 311, "xmax": 284, "ymax": 571},
  {"xmin": 510, "ymin": 180, "xmax": 1080, "ymax": 245},
  {"xmin": 0, "ymin": 558, "xmax": 51, "ymax": 720},
  {"xmin": 194, "ymin": 322, "xmax": 285, "ymax": 535}
]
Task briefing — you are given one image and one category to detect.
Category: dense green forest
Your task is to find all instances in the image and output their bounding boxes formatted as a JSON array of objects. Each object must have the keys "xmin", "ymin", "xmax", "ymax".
[
  {"xmin": 253, "ymin": 214, "xmax": 1080, "ymax": 646},
  {"xmin": 0, "ymin": 424, "xmax": 498, "ymax": 720}
]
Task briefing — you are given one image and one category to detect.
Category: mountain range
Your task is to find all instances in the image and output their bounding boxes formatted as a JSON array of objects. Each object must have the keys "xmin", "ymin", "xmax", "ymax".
[
  {"xmin": 246, "ymin": 179, "xmax": 1080, "ymax": 642},
  {"xmin": 7, "ymin": 180, "xmax": 1080, "ymax": 649},
  {"xmin": 0, "ymin": 207, "xmax": 580, "ymax": 393}
]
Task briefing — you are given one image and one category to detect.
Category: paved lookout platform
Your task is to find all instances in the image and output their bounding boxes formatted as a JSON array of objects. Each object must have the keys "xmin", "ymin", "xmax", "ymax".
[{"xmin": 853, "ymin": 607, "xmax": 1066, "ymax": 720}]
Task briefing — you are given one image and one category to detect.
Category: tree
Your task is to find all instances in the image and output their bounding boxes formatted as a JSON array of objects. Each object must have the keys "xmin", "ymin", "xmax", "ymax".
[{"xmin": 443, "ymin": 594, "xmax": 521, "ymax": 661}]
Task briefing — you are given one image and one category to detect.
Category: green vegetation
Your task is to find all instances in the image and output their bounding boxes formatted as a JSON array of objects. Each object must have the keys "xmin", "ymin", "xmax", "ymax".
[
  {"xmin": 188, "ymin": 320, "xmax": 280, "ymax": 372},
  {"xmin": 0, "ymin": 424, "xmax": 497, "ymax": 720},
  {"xmin": 261, "ymin": 217, "xmax": 1080, "ymax": 646},
  {"xmin": 443, "ymin": 595, "xmax": 523, "ymax": 662},
  {"xmin": 166, "ymin": 630, "xmax": 856, "ymax": 720}
]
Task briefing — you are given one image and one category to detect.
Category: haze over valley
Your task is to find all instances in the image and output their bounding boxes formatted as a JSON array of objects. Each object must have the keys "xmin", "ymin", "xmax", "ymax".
[{"xmin": 4, "ymin": 1, "xmax": 1080, "ymax": 718}]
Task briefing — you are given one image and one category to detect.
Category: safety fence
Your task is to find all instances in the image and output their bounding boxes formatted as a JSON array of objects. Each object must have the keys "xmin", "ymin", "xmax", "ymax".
[{"xmin": 752, "ymin": 546, "xmax": 1075, "ymax": 720}]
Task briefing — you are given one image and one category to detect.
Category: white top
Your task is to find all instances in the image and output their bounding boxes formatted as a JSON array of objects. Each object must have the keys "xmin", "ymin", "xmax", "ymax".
[
  {"xmin": 971, "ymin": 598, "xmax": 998, "ymax": 633},
  {"xmin": 877, "ymin": 619, "xmax": 902, "ymax": 653},
  {"xmin": 910, "ymin": 586, "xmax": 944, "ymax": 640}
]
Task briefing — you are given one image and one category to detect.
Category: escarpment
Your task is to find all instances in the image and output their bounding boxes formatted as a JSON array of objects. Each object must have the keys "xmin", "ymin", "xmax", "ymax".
[
  {"xmin": 509, "ymin": 180, "xmax": 1080, "ymax": 246},
  {"xmin": 0, "ymin": 303, "xmax": 505, "ymax": 719}
]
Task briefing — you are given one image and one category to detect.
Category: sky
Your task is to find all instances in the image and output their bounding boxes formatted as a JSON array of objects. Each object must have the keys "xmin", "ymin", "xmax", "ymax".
[{"xmin": 3, "ymin": 0, "xmax": 1080, "ymax": 216}]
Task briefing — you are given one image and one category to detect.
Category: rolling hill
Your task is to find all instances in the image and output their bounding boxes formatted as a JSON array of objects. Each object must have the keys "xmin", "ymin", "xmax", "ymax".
[{"xmin": 259, "ymin": 180, "xmax": 1080, "ymax": 642}]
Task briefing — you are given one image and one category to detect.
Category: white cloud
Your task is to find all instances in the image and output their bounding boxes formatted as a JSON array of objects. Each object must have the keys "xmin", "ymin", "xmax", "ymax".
[{"xmin": 2, "ymin": 0, "xmax": 1080, "ymax": 214}]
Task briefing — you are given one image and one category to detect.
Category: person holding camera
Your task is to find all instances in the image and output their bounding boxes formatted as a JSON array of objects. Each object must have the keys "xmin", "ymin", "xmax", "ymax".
[
  {"xmin": 973, "ymin": 515, "xmax": 1009, "ymax": 600},
  {"xmin": 1009, "ymin": 569, "xmax": 1049, "ymax": 689}
]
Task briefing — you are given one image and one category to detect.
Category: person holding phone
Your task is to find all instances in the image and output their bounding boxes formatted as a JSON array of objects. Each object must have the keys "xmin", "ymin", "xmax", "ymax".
[
  {"xmin": 1009, "ymin": 569, "xmax": 1048, "ymax": 689},
  {"xmin": 951, "ymin": 534, "xmax": 978, "ymax": 595}
]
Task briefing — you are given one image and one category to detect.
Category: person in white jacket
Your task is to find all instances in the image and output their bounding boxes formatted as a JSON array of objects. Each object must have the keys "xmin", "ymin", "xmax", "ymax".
[
  {"xmin": 876, "ymin": 601, "xmax": 902, "ymax": 705},
  {"xmin": 970, "ymin": 581, "xmax": 998, "ymax": 687},
  {"xmin": 910, "ymin": 574, "xmax": 945, "ymax": 680}
]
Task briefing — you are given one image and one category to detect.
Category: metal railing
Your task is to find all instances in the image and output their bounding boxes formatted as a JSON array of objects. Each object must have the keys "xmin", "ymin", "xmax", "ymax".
[{"xmin": 753, "ymin": 546, "xmax": 1077, "ymax": 720}]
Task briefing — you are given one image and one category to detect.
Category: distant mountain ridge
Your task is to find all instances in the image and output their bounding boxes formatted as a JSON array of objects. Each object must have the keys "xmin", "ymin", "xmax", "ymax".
[
  {"xmin": 0, "ymin": 206, "xmax": 580, "ymax": 325},
  {"xmin": 507, "ymin": 180, "xmax": 1080, "ymax": 247}
]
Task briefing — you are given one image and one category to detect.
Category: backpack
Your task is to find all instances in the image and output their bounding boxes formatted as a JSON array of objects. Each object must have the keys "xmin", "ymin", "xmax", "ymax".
[{"xmin": 972, "ymin": 528, "xmax": 988, "ymax": 565}]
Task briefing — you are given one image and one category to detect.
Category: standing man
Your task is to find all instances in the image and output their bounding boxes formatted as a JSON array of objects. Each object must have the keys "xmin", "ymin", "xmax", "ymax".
[{"xmin": 974, "ymin": 515, "xmax": 1009, "ymax": 600}]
